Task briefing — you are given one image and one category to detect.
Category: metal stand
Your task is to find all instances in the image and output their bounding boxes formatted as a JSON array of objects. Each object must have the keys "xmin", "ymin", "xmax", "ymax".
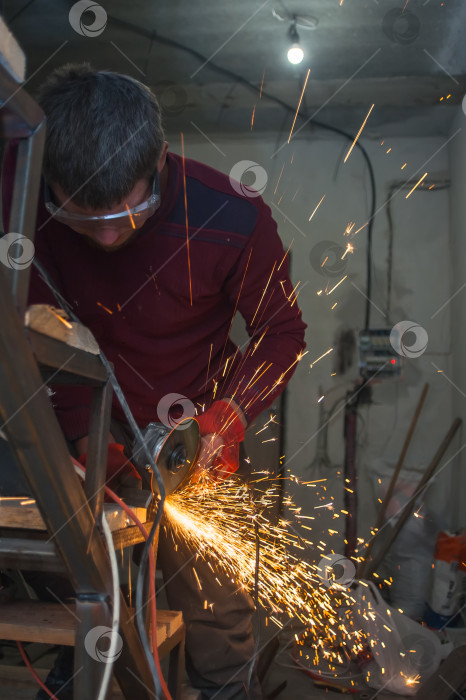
[
  {"xmin": 0, "ymin": 48, "xmax": 183, "ymax": 700},
  {"xmin": 343, "ymin": 386, "xmax": 360, "ymax": 560}
]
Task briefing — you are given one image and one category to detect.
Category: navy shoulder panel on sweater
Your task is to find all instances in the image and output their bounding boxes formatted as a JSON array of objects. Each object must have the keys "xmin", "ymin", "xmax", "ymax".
[{"xmin": 167, "ymin": 154, "xmax": 259, "ymax": 241}]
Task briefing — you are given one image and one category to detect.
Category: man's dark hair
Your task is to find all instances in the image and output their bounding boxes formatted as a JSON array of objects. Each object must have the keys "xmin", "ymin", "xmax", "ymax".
[{"xmin": 38, "ymin": 64, "xmax": 165, "ymax": 209}]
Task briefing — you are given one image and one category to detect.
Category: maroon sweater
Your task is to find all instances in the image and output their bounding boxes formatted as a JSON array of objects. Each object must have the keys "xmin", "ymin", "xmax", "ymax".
[{"xmin": 3, "ymin": 150, "xmax": 306, "ymax": 440}]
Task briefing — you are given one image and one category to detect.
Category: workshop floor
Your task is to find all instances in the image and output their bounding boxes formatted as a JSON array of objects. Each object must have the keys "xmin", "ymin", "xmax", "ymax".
[
  {"xmin": 0, "ymin": 625, "xmax": 407, "ymax": 700},
  {"xmin": 0, "ymin": 575, "xmax": 408, "ymax": 700},
  {"xmin": 0, "ymin": 575, "xmax": 417, "ymax": 700}
]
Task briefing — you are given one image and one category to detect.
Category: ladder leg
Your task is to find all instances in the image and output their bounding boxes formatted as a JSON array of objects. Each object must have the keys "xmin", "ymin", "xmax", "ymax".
[{"xmin": 75, "ymin": 597, "xmax": 113, "ymax": 700}]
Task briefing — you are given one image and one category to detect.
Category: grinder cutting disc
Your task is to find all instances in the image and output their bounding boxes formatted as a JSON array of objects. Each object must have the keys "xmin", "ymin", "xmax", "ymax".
[
  {"xmin": 133, "ymin": 418, "xmax": 200, "ymax": 495},
  {"xmin": 156, "ymin": 418, "xmax": 200, "ymax": 494}
]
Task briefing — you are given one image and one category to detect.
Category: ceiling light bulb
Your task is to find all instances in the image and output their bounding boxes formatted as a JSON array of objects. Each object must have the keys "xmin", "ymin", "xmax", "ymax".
[
  {"xmin": 287, "ymin": 44, "xmax": 304, "ymax": 64},
  {"xmin": 287, "ymin": 19, "xmax": 304, "ymax": 65}
]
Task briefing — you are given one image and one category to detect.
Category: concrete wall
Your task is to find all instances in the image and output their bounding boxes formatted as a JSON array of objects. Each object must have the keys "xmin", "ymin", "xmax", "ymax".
[{"xmin": 169, "ymin": 129, "xmax": 454, "ymax": 547}]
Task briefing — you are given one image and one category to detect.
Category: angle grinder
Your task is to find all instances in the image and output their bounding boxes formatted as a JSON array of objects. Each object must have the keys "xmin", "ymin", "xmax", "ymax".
[{"xmin": 132, "ymin": 418, "xmax": 200, "ymax": 496}]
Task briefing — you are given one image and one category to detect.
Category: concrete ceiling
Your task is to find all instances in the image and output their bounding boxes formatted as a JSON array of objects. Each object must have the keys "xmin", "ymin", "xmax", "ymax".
[{"xmin": 3, "ymin": 0, "xmax": 466, "ymax": 137}]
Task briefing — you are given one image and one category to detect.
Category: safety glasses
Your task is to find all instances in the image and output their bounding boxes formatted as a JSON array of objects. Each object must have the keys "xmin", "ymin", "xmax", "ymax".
[{"xmin": 43, "ymin": 173, "xmax": 161, "ymax": 233}]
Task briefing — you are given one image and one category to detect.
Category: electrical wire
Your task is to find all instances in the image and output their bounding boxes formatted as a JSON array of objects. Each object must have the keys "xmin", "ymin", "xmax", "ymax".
[
  {"xmin": 72, "ymin": 458, "xmax": 173, "ymax": 700},
  {"xmin": 384, "ymin": 179, "xmax": 450, "ymax": 321},
  {"xmin": 16, "ymin": 641, "xmax": 58, "ymax": 699},
  {"xmin": 16, "ymin": 461, "xmax": 172, "ymax": 700},
  {"xmin": 107, "ymin": 15, "xmax": 377, "ymax": 330},
  {"xmin": 73, "ymin": 462, "xmax": 121, "ymax": 700}
]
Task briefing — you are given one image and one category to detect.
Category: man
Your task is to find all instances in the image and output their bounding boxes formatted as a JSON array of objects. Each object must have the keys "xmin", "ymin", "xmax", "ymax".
[{"xmin": 2, "ymin": 64, "xmax": 306, "ymax": 699}]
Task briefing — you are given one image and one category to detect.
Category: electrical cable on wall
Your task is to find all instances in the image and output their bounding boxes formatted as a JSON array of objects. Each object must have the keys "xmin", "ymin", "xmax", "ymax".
[{"xmin": 384, "ymin": 179, "xmax": 450, "ymax": 321}]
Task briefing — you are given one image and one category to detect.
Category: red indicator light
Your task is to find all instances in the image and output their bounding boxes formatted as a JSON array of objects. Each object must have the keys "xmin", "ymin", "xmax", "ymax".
[{"xmin": 391, "ymin": 358, "xmax": 396, "ymax": 365}]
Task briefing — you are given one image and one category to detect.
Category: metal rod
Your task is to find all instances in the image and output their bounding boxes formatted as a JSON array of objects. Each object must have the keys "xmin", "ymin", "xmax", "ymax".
[
  {"xmin": 358, "ymin": 382, "xmax": 429, "ymax": 578},
  {"xmin": 85, "ymin": 380, "xmax": 113, "ymax": 524},
  {"xmin": 365, "ymin": 417, "xmax": 462, "ymax": 577},
  {"xmin": 6, "ymin": 124, "xmax": 45, "ymax": 314},
  {"xmin": 343, "ymin": 388, "xmax": 359, "ymax": 560}
]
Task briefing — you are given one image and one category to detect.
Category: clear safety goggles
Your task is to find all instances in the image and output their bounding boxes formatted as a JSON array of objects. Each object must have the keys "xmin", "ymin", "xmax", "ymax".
[{"xmin": 43, "ymin": 174, "xmax": 161, "ymax": 232}]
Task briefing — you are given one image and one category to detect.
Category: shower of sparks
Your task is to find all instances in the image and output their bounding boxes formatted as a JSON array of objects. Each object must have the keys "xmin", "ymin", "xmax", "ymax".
[
  {"xmin": 251, "ymin": 104, "xmax": 256, "ymax": 130},
  {"xmin": 344, "ymin": 222, "xmax": 356, "ymax": 237},
  {"xmin": 259, "ymin": 70, "xmax": 265, "ymax": 98},
  {"xmin": 352, "ymin": 221, "xmax": 368, "ymax": 237},
  {"xmin": 401, "ymin": 163, "xmax": 407, "ymax": 169},
  {"xmin": 255, "ymin": 414, "xmax": 278, "ymax": 435},
  {"xmin": 341, "ymin": 243, "xmax": 354, "ymax": 259},
  {"xmin": 97, "ymin": 301, "xmax": 113, "ymax": 315},
  {"xmin": 327, "ymin": 276, "xmax": 347, "ymax": 295},
  {"xmin": 274, "ymin": 163, "xmax": 286, "ymax": 195},
  {"xmin": 405, "ymin": 173, "xmax": 428, "ymax": 198},
  {"xmin": 203, "ymin": 344, "xmax": 213, "ymax": 404},
  {"xmin": 288, "ymin": 68, "xmax": 311, "ymax": 144},
  {"xmin": 310, "ymin": 347, "xmax": 333, "ymax": 368},
  {"xmin": 251, "ymin": 261, "xmax": 277, "ymax": 325},
  {"xmin": 343, "ymin": 104, "xmax": 375, "ymax": 163},
  {"xmin": 164, "ymin": 472, "xmax": 360, "ymax": 657},
  {"xmin": 309, "ymin": 195, "xmax": 326, "ymax": 221},
  {"xmin": 181, "ymin": 132, "xmax": 193, "ymax": 306},
  {"xmin": 49, "ymin": 309, "xmax": 73, "ymax": 329},
  {"xmin": 125, "ymin": 204, "xmax": 136, "ymax": 229},
  {"xmin": 278, "ymin": 239, "xmax": 294, "ymax": 270}
]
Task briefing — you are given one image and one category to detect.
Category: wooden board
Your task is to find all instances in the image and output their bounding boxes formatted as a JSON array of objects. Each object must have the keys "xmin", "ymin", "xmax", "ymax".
[
  {"xmin": 0, "ymin": 499, "xmax": 147, "ymax": 533},
  {"xmin": 0, "ymin": 602, "xmax": 76, "ymax": 646},
  {"xmin": 155, "ymin": 609, "xmax": 184, "ymax": 647},
  {"xmin": 0, "ymin": 601, "xmax": 183, "ymax": 649}
]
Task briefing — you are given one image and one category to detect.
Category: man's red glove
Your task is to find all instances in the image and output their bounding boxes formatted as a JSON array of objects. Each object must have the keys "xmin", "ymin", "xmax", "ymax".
[
  {"xmin": 78, "ymin": 443, "xmax": 141, "ymax": 494},
  {"xmin": 196, "ymin": 400, "xmax": 245, "ymax": 478}
]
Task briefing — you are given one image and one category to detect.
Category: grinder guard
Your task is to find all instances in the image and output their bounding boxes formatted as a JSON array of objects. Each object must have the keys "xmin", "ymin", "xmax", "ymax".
[{"xmin": 132, "ymin": 418, "xmax": 200, "ymax": 496}]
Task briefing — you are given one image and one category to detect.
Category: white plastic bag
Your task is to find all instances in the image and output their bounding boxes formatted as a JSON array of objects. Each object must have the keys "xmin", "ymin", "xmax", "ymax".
[
  {"xmin": 371, "ymin": 460, "xmax": 437, "ymax": 618},
  {"xmin": 343, "ymin": 581, "xmax": 442, "ymax": 695}
]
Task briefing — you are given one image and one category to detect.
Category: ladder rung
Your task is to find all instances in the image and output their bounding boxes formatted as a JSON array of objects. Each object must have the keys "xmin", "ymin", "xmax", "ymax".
[
  {"xmin": 0, "ymin": 601, "xmax": 183, "ymax": 649},
  {"xmin": 0, "ymin": 537, "xmax": 64, "ymax": 573}
]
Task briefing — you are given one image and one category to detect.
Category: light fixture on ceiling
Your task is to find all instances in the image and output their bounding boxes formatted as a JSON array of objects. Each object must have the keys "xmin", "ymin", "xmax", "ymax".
[
  {"xmin": 287, "ymin": 19, "xmax": 304, "ymax": 64},
  {"xmin": 272, "ymin": 8, "xmax": 318, "ymax": 65}
]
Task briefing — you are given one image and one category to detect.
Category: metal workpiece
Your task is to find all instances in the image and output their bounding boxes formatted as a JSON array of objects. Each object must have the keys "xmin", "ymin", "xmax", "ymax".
[{"xmin": 132, "ymin": 419, "xmax": 200, "ymax": 496}]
